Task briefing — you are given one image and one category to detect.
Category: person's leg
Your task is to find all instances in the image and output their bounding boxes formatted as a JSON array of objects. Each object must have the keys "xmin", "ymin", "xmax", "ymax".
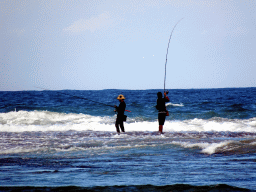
[
  {"xmin": 115, "ymin": 119, "xmax": 120, "ymax": 133},
  {"xmin": 120, "ymin": 121, "xmax": 125, "ymax": 132},
  {"xmin": 158, "ymin": 113, "xmax": 165, "ymax": 134},
  {"xmin": 159, "ymin": 125, "xmax": 163, "ymax": 133}
]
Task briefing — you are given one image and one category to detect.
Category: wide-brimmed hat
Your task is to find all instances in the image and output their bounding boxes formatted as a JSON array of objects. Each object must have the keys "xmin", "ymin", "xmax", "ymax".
[{"xmin": 117, "ymin": 94, "xmax": 125, "ymax": 100}]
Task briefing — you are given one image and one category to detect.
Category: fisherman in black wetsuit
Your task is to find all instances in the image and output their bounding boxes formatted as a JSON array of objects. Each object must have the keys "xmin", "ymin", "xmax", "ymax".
[
  {"xmin": 114, "ymin": 94, "xmax": 126, "ymax": 133},
  {"xmin": 156, "ymin": 92, "xmax": 170, "ymax": 134}
]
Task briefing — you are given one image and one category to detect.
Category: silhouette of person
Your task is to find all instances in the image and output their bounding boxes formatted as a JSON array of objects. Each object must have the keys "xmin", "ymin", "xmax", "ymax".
[
  {"xmin": 156, "ymin": 92, "xmax": 170, "ymax": 134},
  {"xmin": 114, "ymin": 94, "xmax": 126, "ymax": 133}
]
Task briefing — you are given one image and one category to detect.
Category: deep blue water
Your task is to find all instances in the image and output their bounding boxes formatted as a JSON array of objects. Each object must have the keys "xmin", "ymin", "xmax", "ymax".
[
  {"xmin": 1, "ymin": 88, "xmax": 256, "ymax": 120},
  {"xmin": 0, "ymin": 88, "xmax": 256, "ymax": 191}
]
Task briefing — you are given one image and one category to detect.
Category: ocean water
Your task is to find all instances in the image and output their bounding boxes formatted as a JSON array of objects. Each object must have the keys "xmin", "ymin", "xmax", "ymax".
[{"xmin": 0, "ymin": 88, "xmax": 256, "ymax": 191}]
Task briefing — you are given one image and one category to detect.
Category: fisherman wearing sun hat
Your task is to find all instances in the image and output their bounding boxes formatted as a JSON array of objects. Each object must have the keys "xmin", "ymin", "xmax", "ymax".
[{"xmin": 114, "ymin": 94, "xmax": 126, "ymax": 133}]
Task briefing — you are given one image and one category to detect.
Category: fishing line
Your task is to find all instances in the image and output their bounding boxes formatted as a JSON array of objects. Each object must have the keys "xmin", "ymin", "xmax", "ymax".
[
  {"xmin": 164, "ymin": 18, "xmax": 184, "ymax": 93},
  {"xmin": 35, "ymin": 87, "xmax": 131, "ymax": 112},
  {"xmin": 35, "ymin": 86, "xmax": 113, "ymax": 107}
]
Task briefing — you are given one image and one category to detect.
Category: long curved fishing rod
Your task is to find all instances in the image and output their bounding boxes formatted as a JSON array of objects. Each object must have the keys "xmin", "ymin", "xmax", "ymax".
[
  {"xmin": 35, "ymin": 87, "xmax": 131, "ymax": 112},
  {"xmin": 164, "ymin": 18, "xmax": 184, "ymax": 93}
]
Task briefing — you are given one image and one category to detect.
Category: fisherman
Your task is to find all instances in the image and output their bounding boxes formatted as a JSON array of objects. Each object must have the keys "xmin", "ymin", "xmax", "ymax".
[
  {"xmin": 114, "ymin": 94, "xmax": 126, "ymax": 133},
  {"xmin": 156, "ymin": 92, "xmax": 170, "ymax": 134}
]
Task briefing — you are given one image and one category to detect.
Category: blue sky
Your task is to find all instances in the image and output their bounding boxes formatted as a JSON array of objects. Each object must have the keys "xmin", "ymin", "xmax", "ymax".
[{"xmin": 1, "ymin": 0, "xmax": 255, "ymax": 91}]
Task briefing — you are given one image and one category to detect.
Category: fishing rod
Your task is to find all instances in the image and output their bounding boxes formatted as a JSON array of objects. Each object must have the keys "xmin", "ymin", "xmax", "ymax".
[
  {"xmin": 164, "ymin": 18, "xmax": 184, "ymax": 93},
  {"xmin": 35, "ymin": 87, "xmax": 131, "ymax": 112}
]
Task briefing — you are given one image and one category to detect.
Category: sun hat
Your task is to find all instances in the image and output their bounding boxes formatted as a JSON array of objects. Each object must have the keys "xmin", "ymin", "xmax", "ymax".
[{"xmin": 117, "ymin": 94, "xmax": 125, "ymax": 100}]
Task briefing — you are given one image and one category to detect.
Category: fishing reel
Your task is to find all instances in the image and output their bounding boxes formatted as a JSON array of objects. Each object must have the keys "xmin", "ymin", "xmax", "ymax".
[{"xmin": 165, "ymin": 90, "xmax": 169, "ymax": 95}]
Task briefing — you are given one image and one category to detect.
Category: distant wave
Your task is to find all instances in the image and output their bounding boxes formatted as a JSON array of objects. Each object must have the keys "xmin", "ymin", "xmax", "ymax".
[
  {"xmin": 166, "ymin": 102, "xmax": 184, "ymax": 107},
  {"xmin": 172, "ymin": 139, "xmax": 256, "ymax": 155}
]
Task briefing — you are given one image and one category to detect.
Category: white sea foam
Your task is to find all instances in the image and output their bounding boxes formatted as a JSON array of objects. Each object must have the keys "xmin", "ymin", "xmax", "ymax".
[
  {"xmin": 172, "ymin": 140, "xmax": 233, "ymax": 155},
  {"xmin": 0, "ymin": 147, "xmax": 40, "ymax": 155},
  {"xmin": 201, "ymin": 141, "xmax": 232, "ymax": 154},
  {"xmin": 166, "ymin": 103, "xmax": 184, "ymax": 107},
  {"xmin": 1, "ymin": 111, "xmax": 256, "ymax": 133}
]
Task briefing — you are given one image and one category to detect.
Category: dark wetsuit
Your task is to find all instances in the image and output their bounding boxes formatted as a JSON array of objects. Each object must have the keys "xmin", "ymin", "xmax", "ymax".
[
  {"xmin": 115, "ymin": 101, "xmax": 126, "ymax": 132},
  {"xmin": 157, "ymin": 97, "xmax": 169, "ymax": 125}
]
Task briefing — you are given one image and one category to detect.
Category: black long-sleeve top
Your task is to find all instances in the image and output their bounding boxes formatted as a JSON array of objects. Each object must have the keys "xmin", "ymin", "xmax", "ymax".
[
  {"xmin": 116, "ymin": 102, "xmax": 126, "ymax": 117},
  {"xmin": 157, "ymin": 97, "xmax": 169, "ymax": 112}
]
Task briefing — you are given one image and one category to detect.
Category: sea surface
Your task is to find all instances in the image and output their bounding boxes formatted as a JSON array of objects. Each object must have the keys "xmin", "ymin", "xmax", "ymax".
[{"xmin": 0, "ymin": 88, "xmax": 256, "ymax": 191}]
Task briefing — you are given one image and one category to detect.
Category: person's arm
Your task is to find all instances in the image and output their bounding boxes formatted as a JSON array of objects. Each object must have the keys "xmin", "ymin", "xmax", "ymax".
[
  {"xmin": 164, "ymin": 92, "xmax": 170, "ymax": 102},
  {"xmin": 115, "ymin": 102, "xmax": 125, "ymax": 113}
]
